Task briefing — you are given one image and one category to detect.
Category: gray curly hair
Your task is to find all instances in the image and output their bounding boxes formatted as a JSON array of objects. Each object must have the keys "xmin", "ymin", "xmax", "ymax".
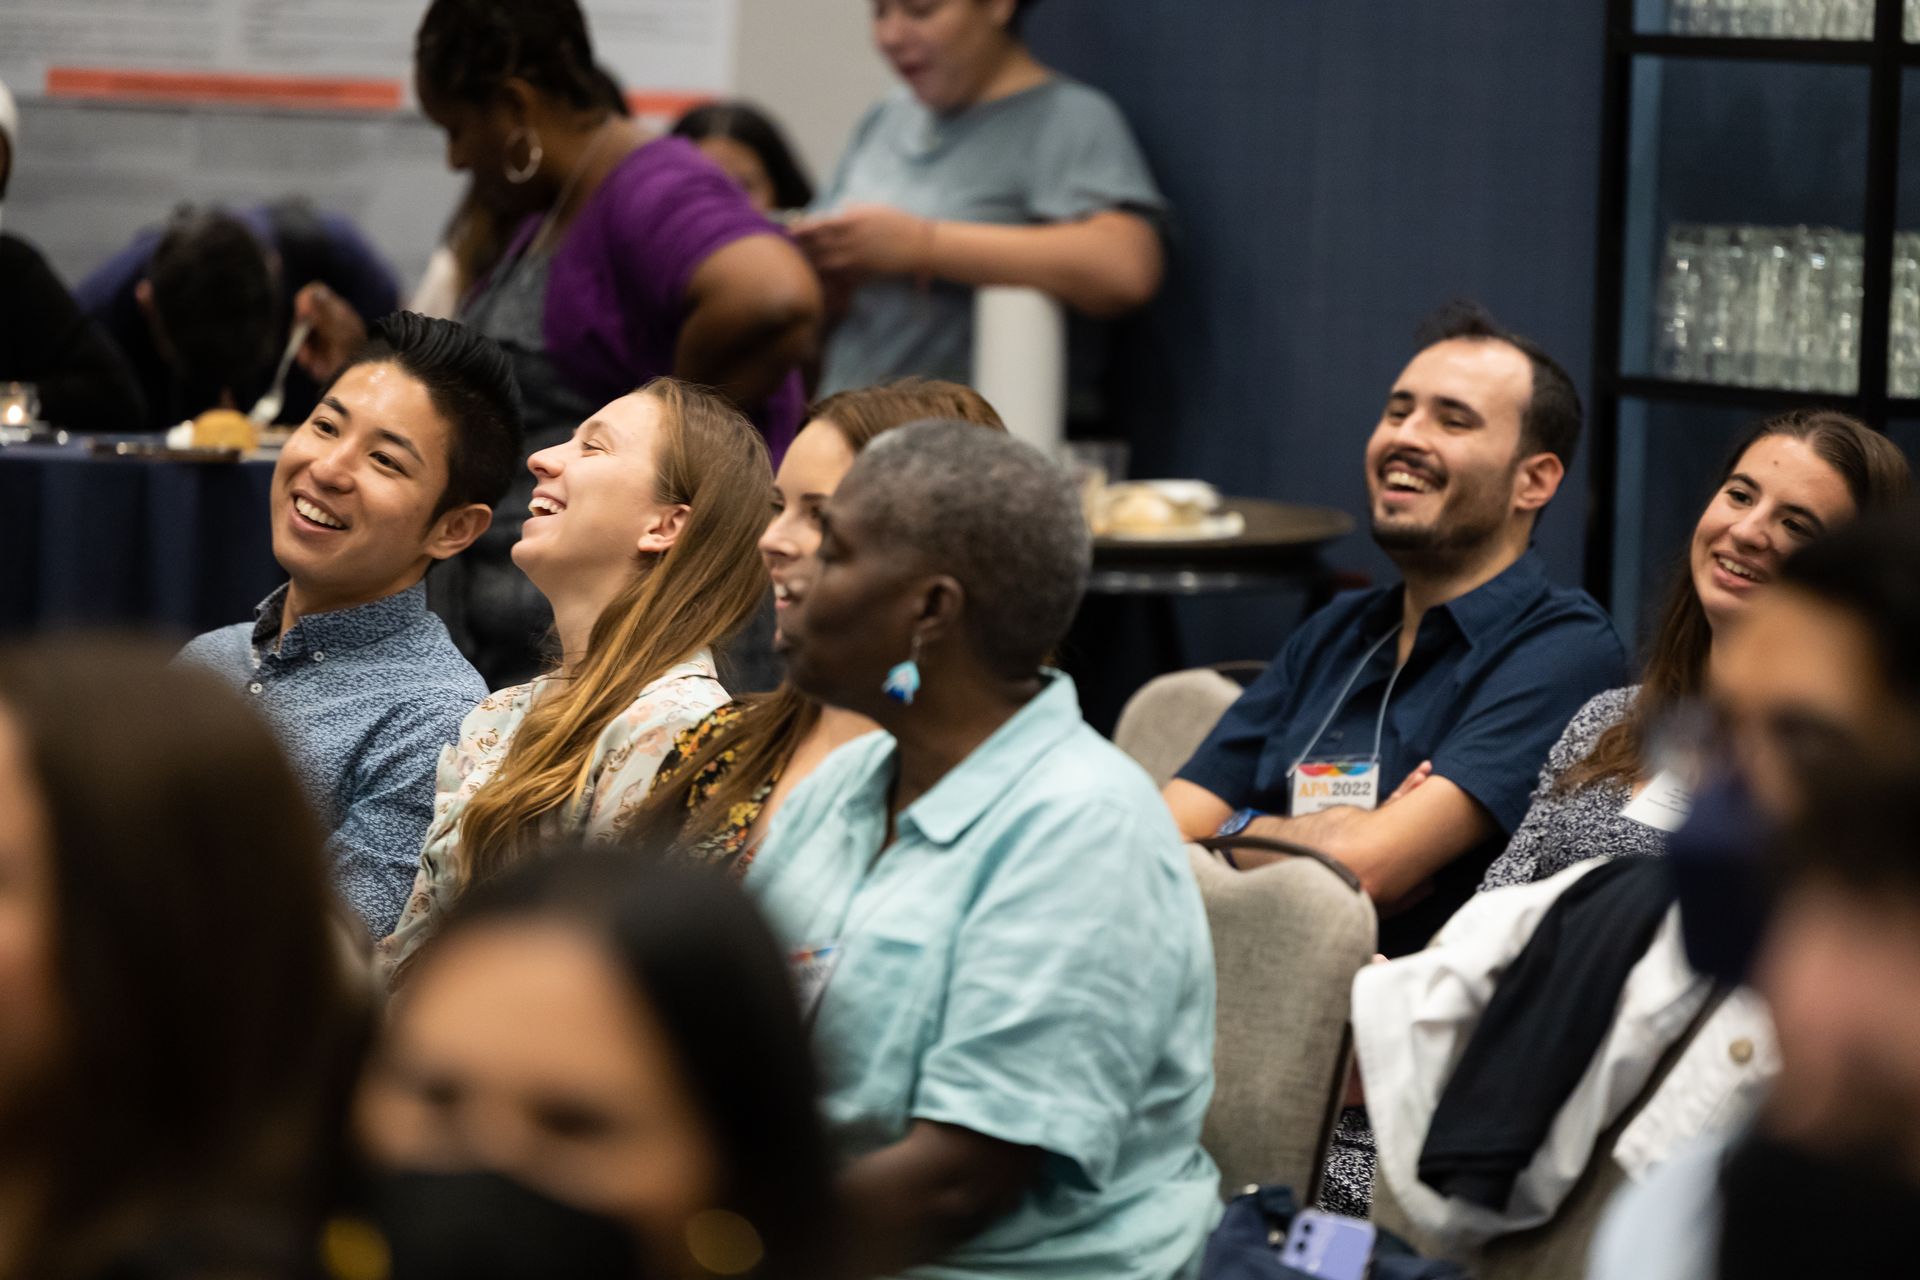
[{"xmin": 839, "ymin": 419, "xmax": 1091, "ymax": 677}]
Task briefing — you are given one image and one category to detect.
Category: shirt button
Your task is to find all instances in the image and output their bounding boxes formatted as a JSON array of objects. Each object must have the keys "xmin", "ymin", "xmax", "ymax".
[
  {"xmin": 313, "ymin": 651, "xmax": 326, "ymax": 663},
  {"xmin": 1729, "ymin": 1037, "xmax": 1755, "ymax": 1065},
  {"xmin": 248, "ymin": 682, "xmax": 263, "ymax": 695}
]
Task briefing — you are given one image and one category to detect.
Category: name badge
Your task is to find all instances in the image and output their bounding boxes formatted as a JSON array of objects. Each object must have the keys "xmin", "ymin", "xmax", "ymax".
[
  {"xmin": 1290, "ymin": 758, "xmax": 1381, "ymax": 816},
  {"xmin": 1620, "ymin": 769, "xmax": 1694, "ymax": 833},
  {"xmin": 788, "ymin": 941, "xmax": 840, "ymax": 1024}
]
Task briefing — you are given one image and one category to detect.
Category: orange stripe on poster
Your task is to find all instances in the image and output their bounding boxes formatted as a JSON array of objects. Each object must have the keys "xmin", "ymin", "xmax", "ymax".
[
  {"xmin": 45, "ymin": 68, "xmax": 403, "ymax": 111},
  {"xmin": 625, "ymin": 91, "xmax": 713, "ymax": 120}
]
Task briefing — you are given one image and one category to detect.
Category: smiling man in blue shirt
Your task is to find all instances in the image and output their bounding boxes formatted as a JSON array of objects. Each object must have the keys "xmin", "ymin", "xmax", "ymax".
[
  {"xmin": 180, "ymin": 313, "xmax": 520, "ymax": 935},
  {"xmin": 1165, "ymin": 304, "xmax": 1628, "ymax": 955}
]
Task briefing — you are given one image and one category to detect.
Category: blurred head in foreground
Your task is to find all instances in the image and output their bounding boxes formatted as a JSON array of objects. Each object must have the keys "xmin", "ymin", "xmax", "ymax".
[
  {"xmin": 0, "ymin": 638, "xmax": 364, "ymax": 1279},
  {"xmin": 358, "ymin": 847, "xmax": 839, "ymax": 1279}
]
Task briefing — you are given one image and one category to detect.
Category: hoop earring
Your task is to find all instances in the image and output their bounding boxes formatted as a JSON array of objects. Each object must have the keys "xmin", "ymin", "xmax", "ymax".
[
  {"xmin": 882, "ymin": 635, "xmax": 924, "ymax": 706},
  {"xmin": 503, "ymin": 126, "xmax": 544, "ymax": 185}
]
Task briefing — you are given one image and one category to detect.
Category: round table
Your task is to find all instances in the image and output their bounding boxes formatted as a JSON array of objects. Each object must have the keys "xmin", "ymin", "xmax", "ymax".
[
  {"xmin": 1071, "ymin": 497, "xmax": 1356, "ymax": 733},
  {"xmin": 0, "ymin": 440, "xmax": 280, "ymax": 638},
  {"xmin": 1089, "ymin": 497, "xmax": 1355, "ymax": 595}
]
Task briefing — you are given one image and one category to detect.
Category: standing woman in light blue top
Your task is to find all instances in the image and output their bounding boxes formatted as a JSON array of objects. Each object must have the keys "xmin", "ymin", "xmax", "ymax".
[
  {"xmin": 746, "ymin": 421, "xmax": 1218, "ymax": 1280},
  {"xmin": 794, "ymin": 0, "xmax": 1169, "ymax": 397}
]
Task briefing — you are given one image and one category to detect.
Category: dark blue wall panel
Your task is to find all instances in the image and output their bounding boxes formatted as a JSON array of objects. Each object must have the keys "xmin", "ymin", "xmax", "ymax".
[{"xmin": 1027, "ymin": 0, "xmax": 1609, "ymax": 602}]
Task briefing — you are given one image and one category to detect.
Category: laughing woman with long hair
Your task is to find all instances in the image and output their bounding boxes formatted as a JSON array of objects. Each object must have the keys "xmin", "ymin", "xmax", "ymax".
[{"xmin": 376, "ymin": 378, "xmax": 770, "ymax": 984}]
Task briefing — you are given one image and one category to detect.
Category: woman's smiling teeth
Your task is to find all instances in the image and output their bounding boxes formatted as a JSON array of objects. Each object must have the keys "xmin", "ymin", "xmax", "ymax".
[
  {"xmin": 294, "ymin": 497, "xmax": 345, "ymax": 529},
  {"xmin": 1716, "ymin": 554, "xmax": 1763, "ymax": 583},
  {"xmin": 528, "ymin": 495, "xmax": 566, "ymax": 517}
]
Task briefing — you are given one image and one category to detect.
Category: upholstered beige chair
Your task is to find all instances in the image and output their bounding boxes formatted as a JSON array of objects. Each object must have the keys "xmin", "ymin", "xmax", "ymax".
[
  {"xmin": 1116, "ymin": 666, "xmax": 1377, "ymax": 1200},
  {"xmin": 1187, "ymin": 845, "xmax": 1377, "ymax": 1200},
  {"xmin": 1112, "ymin": 666, "xmax": 1245, "ymax": 789}
]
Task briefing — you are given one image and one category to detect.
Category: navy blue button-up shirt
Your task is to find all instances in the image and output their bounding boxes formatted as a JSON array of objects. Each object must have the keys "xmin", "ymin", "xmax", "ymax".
[
  {"xmin": 1178, "ymin": 550, "xmax": 1628, "ymax": 954},
  {"xmin": 178, "ymin": 581, "xmax": 485, "ymax": 936}
]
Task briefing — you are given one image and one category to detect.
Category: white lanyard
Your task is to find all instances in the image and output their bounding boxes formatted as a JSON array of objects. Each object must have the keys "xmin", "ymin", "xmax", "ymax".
[{"xmin": 1291, "ymin": 624, "xmax": 1406, "ymax": 770}]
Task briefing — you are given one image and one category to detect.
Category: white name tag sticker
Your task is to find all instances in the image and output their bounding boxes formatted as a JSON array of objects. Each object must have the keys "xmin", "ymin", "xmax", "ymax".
[
  {"xmin": 789, "ymin": 941, "xmax": 840, "ymax": 1024},
  {"xmin": 1290, "ymin": 759, "xmax": 1381, "ymax": 816},
  {"xmin": 1620, "ymin": 769, "xmax": 1695, "ymax": 833}
]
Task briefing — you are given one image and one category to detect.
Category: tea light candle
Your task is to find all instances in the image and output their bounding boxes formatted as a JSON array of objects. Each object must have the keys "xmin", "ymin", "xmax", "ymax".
[{"xmin": 0, "ymin": 383, "xmax": 37, "ymax": 429}]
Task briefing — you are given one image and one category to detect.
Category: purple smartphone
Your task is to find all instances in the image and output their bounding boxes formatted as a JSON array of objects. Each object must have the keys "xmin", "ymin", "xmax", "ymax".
[{"xmin": 1279, "ymin": 1208, "xmax": 1376, "ymax": 1280}]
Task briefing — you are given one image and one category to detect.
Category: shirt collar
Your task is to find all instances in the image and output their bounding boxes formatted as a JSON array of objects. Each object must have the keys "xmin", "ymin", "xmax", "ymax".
[
  {"xmin": 250, "ymin": 580, "xmax": 429, "ymax": 660},
  {"xmin": 896, "ymin": 672, "xmax": 1083, "ymax": 848},
  {"xmin": 1437, "ymin": 548, "xmax": 1551, "ymax": 646}
]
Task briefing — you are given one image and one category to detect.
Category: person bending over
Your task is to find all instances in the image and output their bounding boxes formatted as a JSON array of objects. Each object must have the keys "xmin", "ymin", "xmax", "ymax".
[
  {"xmin": 76, "ymin": 201, "xmax": 397, "ymax": 430},
  {"xmin": 179, "ymin": 313, "xmax": 519, "ymax": 937},
  {"xmin": 1164, "ymin": 302, "xmax": 1628, "ymax": 955},
  {"xmin": 748, "ymin": 422, "xmax": 1218, "ymax": 1280}
]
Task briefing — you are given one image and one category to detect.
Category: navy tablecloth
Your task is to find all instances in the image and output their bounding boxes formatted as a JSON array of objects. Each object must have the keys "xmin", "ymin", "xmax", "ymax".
[{"xmin": 0, "ymin": 445, "xmax": 280, "ymax": 638}]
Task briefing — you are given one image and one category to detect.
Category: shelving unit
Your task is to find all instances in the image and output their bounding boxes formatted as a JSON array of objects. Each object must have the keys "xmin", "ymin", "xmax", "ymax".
[{"xmin": 1587, "ymin": 0, "xmax": 1916, "ymax": 627}]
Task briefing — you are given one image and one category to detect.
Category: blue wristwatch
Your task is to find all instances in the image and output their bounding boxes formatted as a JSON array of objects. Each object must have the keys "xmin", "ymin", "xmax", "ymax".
[{"xmin": 1215, "ymin": 807, "xmax": 1262, "ymax": 838}]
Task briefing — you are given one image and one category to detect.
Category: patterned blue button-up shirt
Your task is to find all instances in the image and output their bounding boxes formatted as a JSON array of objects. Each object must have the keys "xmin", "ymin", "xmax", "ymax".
[{"xmin": 178, "ymin": 581, "xmax": 485, "ymax": 935}]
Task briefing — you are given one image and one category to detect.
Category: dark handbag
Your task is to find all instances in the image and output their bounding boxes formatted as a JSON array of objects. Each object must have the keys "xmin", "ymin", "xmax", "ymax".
[{"xmin": 1200, "ymin": 1184, "xmax": 1470, "ymax": 1280}]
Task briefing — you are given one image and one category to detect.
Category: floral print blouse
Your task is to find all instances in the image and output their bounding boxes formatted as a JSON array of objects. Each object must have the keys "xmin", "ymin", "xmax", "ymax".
[
  {"xmin": 374, "ymin": 652, "xmax": 728, "ymax": 984},
  {"xmin": 647, "ymin": 700, "xmax": 781, "ymax": 875}
]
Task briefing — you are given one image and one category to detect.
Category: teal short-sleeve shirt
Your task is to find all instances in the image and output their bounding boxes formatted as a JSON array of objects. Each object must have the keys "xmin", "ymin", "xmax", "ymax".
[{"xmin": 746, "ymin": 675, "xmax": 1219, "ymax": 1280}]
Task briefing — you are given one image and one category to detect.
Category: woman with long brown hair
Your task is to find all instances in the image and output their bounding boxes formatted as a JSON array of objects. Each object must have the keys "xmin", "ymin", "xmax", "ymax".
[
  {"xmin": 377, "ymin": 378, "xmax": 770, "ymax": 982},
  {"xmin": 630, "ymin": 379, "xmax": 1003, "ymax": 870},
  {"xmin": 1477, "ymin": 408, "xmax": 1910, "ymax": 889}
]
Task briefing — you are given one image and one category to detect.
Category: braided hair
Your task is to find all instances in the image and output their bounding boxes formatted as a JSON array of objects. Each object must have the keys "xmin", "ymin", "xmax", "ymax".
[{"xmin": 415, "ymin": 0, "xmax": 609, "ymax": 111}]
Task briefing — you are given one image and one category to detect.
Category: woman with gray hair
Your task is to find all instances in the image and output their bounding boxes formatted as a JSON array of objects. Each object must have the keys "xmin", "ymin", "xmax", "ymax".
[{"xmin": 743, "ymin": 420, "xmax": 1219, "ymax": 1280}]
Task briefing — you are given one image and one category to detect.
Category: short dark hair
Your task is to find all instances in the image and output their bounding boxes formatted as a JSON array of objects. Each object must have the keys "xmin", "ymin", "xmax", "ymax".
[
  {"xmin": 0, "ymin": 639, "xmax": 365, "ymax": 1276},
  {"xmin": 1416, "ymin": 299, "xmax": 1582, "ymax": 469},
  {"xmin": 432, "ymin": 846, "xmax": 842, "ymax": 1280},
  {"xmin": 1008, "ymin": 0, "xmax": 1046, "ymax": 35},
  {"xmin": 671, "ymin": 101, "xmax": 816, "ymax": 211},
  {"xmin": 415, "ymin": 0, "xmax": 608, "ymax": 112},
  {"xmin": 147, "ymin": 209, "xmax": 278, "ymax": 413},
  {"xmin": 844, "ymin": 420, "xmax": 1091, "ymax": 677},
  {"xmin": 327, "ymin": 312, "xmax": 523, "ymax": 517}
]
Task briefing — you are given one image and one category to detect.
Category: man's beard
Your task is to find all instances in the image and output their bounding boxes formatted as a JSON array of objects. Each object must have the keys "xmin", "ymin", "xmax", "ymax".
[{"xmin": 1369, "ymin": 471, "xmax": 1513, "ymax": 574}]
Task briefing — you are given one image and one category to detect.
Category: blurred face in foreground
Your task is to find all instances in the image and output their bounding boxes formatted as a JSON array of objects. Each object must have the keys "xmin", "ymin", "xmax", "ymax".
[
  {"xmin": 358, "ymin": 920, "xmax": 722, "ymax": 1270},
  {"xmin": 0, "ymin": 703, "xmax": 61, "ymax": 1127},
  {"xmin": 1718, "ymin": 588, "xmax": 1920, "ymax": 1174}
]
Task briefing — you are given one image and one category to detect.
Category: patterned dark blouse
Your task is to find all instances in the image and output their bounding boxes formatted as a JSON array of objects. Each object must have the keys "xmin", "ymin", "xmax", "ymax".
[
  {"xmin": 649, "ymin": 701, "xmax": 780, "ymax": 874},
  {"xmin": 1477, "ymin": 685, "xmax": 1668, "ymax": 890}
]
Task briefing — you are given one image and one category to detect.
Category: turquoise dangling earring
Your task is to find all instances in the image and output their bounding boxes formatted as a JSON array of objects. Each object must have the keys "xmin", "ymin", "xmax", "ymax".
[{"xmin": 882, "ymin": 635, "xmax": 923, "ymax": 705}]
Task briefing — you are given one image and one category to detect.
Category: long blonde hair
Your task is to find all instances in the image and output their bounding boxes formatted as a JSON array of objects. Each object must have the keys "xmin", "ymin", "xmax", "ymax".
[{"xmin": 458, "ymin": 379, "xmax": 772, "ymax": 884}]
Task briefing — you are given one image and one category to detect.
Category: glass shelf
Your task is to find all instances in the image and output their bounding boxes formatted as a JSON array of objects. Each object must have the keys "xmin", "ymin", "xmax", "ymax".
[
  {"xmin": 1635, "ymin": 0, "xmax": 1873, "ymax": 39},
  {"xmin": 1619, "ymin": 57, "xmax": 1870, "ymax": 394}
]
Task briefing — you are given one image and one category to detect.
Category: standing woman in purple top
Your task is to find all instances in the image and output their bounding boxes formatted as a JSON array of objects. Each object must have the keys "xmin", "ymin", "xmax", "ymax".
[{"xmin": 303, "ymin": 0, "xmax": 821, "ymax": 686}]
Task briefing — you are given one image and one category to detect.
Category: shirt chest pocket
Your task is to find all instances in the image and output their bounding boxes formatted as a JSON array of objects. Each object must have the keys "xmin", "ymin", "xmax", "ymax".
[{"xmin": 815, "ymin": 930, "xmax": 949, "ymax": 1148}]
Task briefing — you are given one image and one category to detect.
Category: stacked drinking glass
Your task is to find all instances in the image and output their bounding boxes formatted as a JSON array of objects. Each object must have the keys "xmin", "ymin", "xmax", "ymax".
[
  {"xmin": 1666, "ymin": 0, "xmax": 1874, "ymax": 36},
  {"xmin": 1654, "ymin": 224, "xmax": 1864, "ymax": 394}
]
